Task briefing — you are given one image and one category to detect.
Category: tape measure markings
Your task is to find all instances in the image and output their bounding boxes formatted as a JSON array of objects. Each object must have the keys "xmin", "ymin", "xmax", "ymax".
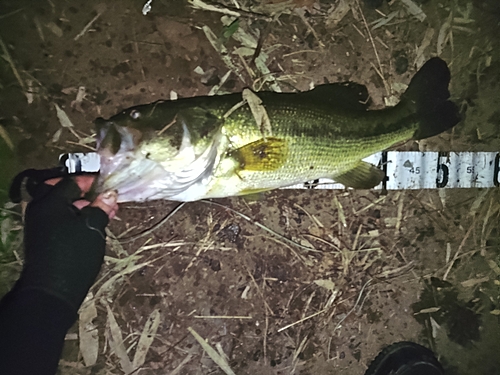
[{"xmin": 61, "ymin": 152, "xmax": 500, "ymax": 190}]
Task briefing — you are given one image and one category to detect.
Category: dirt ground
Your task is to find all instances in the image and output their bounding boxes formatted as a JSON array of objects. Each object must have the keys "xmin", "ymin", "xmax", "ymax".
[{"xmin": 1, "ymin": 0, "xmax": 500, "ymax": 374}]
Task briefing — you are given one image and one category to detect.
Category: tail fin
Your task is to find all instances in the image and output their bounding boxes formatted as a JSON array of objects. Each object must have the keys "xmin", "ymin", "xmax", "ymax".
[{"xmin": 402, "ymin": 57, "xmax": 461, "ymax": 140}]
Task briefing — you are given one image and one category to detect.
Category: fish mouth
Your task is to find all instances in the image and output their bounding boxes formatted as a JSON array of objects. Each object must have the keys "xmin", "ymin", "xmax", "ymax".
[
  {"xmin": 95, "ymin": 118, "xmax": 142, "ymax": 156},
  {"xmin": 95, "ymin": 118, "xmax": 123, "ymax": 155},
  {"xmin": 94, "ymin": 118, "xmax": 144, "ymax": 199},
  {"xmin": 93, "ymin": 118, "xmax": 223, "ymax": 202}
]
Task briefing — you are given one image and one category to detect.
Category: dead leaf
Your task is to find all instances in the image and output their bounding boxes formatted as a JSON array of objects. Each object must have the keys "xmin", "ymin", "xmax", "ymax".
[
  {"xmin": 79, "ymin": 293, "xmax": 98, "ymax": 367},
  {"xmin": 242, "ymin": 89, "xmax": 272, "ymax": 138},
  {"xmin": 106, "ymin": 304, "xmax": 133, "ymax": 374},
  {"xmin": 314, "ymin": 279, "xmax": 336, "ymax": 291},
  {"xmin": 54, "ymin": 104, "xmax": 74, "ymax": 128},
  {"xmin": 325, "ymin": 0, "xmax": 353, "ymax": 28},
  {"xmin": 488, "ymin": 260, "xmax": 500, "ymax": 275},
  {"xmin": 400, "ymin": 0, "xmax": 426, "ymax": 22},
  {"xmin": 461, "ymin": 276, "xmax": 489, "ymax": 288},
  {"xmin": 188, "ymin": 327, "xmax": 236, "ymax": 375},
  {"xmin": 414, "ymin": 307, "xmax": 441, "ymax": 315},
  {"xmin": 46, "ymin": 22, "xmax": 63, "ymax": 37},
  {"xmin": 0, "ymin": 124, "xmax": 14, "ymax": 150},
  {"xmin": 132, "ymin": 309, "xmax": 161, "ymax": 369}
]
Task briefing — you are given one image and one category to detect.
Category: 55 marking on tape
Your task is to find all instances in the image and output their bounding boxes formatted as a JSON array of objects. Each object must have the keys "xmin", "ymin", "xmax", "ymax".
[{"xmin": 61, "ymin": 152, "xmax": 500, "ymax": 190}]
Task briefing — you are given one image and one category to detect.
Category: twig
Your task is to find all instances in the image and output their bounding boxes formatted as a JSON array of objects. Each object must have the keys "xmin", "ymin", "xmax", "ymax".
[
  {"xmin": 264, "ymin": 314, "xmax": 269, "ymax": 365},
  {"xmin": 291, "ymin": 336, "xmax": 308, "ymax": 374},
  {"xmin": 119, "ymin": 203, "xmax": 185, "ymax": 243},
  {"xmin": 355, "ymin": 0, "xmax": 389, "ymax": 96},
  {"xmin": 132, "ymin": 22, "xmax": 146, "ymax": 81},
  {"xmin": 74, "ymin": 5, "xmax": 106, "ymax": 41},
  {"xmin": 194, "ymin": 315, "xmax": 252, "ymax": 319},
  {"xmin": 189, "ymin": 0, "xmax": 271, "ymax": 20},
  {"xmin": 333, "ymin": 279, "xmax": 372, "ymax": 331},
  {"xmin": 443, "ymin": 224, "xmax": 474, "ymax": 280},
  {"xmin": 294, "ymin": 8, "xmax": 325, "ymax": 49},
  {"xmin": 157, "ymin": 116, "xmax": 178, "ymax": 136},
  {"xmin": 354, "ymin": 196, "xmax": 386, "ymax": 214},
  {"xmin": 167, "ymin": 353, "xmax": 194, "ymax": 375},
  {"xmin": 395, "ymin": 191, "xmax": 404, "ymax": 234},
  {"xmin": 245, "ymin": 267, "xmax": 274, "ymax": 316},
  {"xmin": 302, "ymin": 234, "xmax": 341, "ymax": 253},
  {"xmin": 282, "ymin": 49, "xmax": 321, "ymax": 58},
  {"xmin": 0, "ymin": 8, "xmax": 24, "ymax": 20},
  {"xmin": 65, "ymin": 140, "xmax": 97, "ymax": 151},
  {"xmin": 277, "ymin": 308, "xmax": 326, "ymax": 333},
  {"xmin": 0, "ymin": 37, "xmax": 25, "ymax": 92},
  {"xmin": 250, "ymin": 21, "xmax": 271, "ymax": 67}
]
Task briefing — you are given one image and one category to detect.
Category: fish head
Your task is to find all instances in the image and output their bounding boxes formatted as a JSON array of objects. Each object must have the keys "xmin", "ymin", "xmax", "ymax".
[
  {"xmin": 94, "ymin": 106, "xmax": 223, "ymax": 202},
  {"xmin": 95, "ymin": 102, "xmax": 171, "ymax": 151}
]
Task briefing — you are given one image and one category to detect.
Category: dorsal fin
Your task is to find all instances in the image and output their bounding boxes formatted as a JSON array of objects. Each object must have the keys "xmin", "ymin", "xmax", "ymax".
[{"xmin": 298, "ymin": 82, "xmax": 371, "ymax": 111}]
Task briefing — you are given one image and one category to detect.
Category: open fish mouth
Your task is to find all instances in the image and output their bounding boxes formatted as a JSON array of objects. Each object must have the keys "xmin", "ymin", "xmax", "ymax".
[{"xmin": 94, "ymin": 119, "xmax": 222, "ymax": 202}]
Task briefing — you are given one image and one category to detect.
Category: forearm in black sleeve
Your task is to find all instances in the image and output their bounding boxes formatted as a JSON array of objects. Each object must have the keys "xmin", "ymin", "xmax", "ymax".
[{"xmin": 0, "ymin": 286, "xmax": 77, "ymax": 375}]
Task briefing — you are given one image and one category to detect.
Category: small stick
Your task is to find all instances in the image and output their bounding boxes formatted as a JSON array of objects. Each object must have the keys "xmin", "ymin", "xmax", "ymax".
[
  {"xmin": 0, "ymin": 37, "xmax": 25, "ymax": 92},
  {"xmin": 277, "ymin": 309, "xmax": 326, "ymax": 333},
  {"xmin": 238, "ymin": 53, "xmax": 255, "ymax": 82},
  {"xmin": 0, "ymin": 8, "xmax": 24, "ymax": 20},
  {"xmin": 443, "ymin": 224, "xmax": 474, "ymax": 280},
  {"xmin": 333, "ymin": 279, "xmax": 372, "ymax": 331},
  {"xmin": 245, "ymin": 267, "xmax": 274, "ymax": 316},
  {"xmin": 167, "ymin": 353, "xmax": 194, "ymax": 375},
  {"xmin": 157, "ymin": 116, "xmax": 178, "ymax": 136},
  {"xmin": 395, "ymin": 191, "xmax": 404, "ymax": 234},
  {"xmin": 194, "ymin": 315, "xmax": 252, "ymax": 319},
  {"xmin": 263, "ymin": 314, "xmax": 269, "ymax": 365},
  {"xmin": 74, "ymin": 5, "xmax": 106, "ymax": 41},
  {"xmin": 282, "ymin": 49, "xmax": 321, "ymax": 58},
  {"xmin": 65, "ymin": 140, "xmax": 97, "ymax": 151},
  {"xmin": 132, "ymin": 22, "xmax": 146, "ymax": 81},
  {"xmin": 119, "ymin": 203, "xmax": 185, "ymax": 243},
  {"xmin": 356, "ymin": 0, "xmax": 389, "ymax": 96},
  {"xmin": 352, "ymin": 23, "xmax": 366, "ymax": 39},
  {"xmin": 250, "ymin": 21, "xmax": 270, "ymax": 67},
  {"xmin": 294, "ymin": 8, "xmax": 325, "ymax": 49}
]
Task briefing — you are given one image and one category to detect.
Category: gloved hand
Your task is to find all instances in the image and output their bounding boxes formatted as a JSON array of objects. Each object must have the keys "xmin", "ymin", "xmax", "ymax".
[{"xmin": 13, "ymin": 176, "xmax": 118, "ymax": 314}]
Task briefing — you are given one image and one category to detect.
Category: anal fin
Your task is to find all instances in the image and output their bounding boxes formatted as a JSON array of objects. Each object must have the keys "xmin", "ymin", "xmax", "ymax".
[{"xmin": 333, "ymin": 161, "xmax": 385, "ymax": 189}]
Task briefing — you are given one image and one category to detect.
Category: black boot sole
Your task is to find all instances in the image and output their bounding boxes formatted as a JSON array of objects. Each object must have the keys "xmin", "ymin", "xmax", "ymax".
[{"xmin": 364, "ymin": 341, "xmax": 444, "ymax": 375}]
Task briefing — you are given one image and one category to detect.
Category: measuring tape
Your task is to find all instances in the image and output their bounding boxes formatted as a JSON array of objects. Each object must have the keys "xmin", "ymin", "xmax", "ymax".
[{"xmin": 61, "ymin": 152, "xmax": 500, "ymax": 190}]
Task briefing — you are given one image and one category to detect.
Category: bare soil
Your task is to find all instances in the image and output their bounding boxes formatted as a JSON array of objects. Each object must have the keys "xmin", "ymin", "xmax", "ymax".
[{"xmin": 1, "ymin": 0, "xmax": 500, "ymax": 374}]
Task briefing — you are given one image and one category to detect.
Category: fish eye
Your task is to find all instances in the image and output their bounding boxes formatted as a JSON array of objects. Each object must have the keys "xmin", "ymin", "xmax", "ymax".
[{"xmin": 130, "ymin": 109, "xmax": 141, "ymax": 120}]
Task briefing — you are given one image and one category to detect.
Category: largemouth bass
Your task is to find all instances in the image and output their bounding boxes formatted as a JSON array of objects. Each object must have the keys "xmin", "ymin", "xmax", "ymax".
[{"xmin": 94, "ymin": 57, "xmax": 460, "ymax": 202}]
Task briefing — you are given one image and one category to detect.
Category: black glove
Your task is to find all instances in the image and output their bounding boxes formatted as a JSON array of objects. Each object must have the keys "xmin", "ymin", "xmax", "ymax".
[{"xmin": 13, "ymin": 177, "xmax": 109, "ymax": 313}]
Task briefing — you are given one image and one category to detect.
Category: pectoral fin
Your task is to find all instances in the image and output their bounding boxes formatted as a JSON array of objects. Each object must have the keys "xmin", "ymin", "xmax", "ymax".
[
  {"xmin": 229, "ymin": 137, "xmax": 288, "ymax": 171},
  {"xmin": 334, "ymin": 161, "xmax": 385, "ymax": 189}
]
